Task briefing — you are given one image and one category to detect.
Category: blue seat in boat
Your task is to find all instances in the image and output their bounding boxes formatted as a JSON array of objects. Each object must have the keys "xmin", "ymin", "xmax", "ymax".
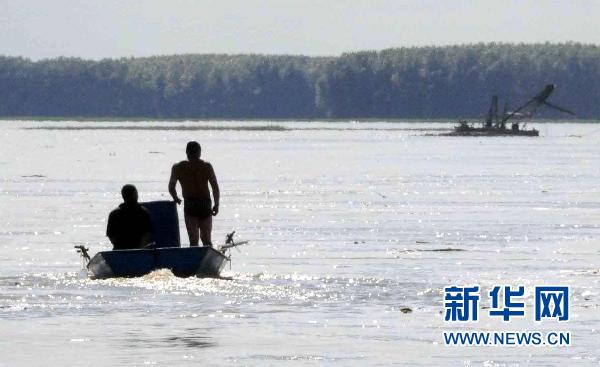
[{"xmin": 140, "ymin": 200, "xmax": 180, "ymax": 247}]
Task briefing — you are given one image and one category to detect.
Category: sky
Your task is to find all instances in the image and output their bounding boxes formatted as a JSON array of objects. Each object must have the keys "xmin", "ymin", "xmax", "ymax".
[{"xmin": 1, "ymin": 0, "xmax": 599, "ymax": 60}]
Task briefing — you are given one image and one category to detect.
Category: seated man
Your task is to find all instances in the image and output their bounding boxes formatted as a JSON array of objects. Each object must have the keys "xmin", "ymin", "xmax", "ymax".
[{"xmin": 106, "ymin": 184, "xmax": 154, "ymax": 250}]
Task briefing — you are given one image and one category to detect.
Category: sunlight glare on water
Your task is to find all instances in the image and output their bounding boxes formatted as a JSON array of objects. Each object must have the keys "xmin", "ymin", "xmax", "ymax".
[{"xmin": 0, "ymin": 120, "xmax": 599, "ymax": 366}]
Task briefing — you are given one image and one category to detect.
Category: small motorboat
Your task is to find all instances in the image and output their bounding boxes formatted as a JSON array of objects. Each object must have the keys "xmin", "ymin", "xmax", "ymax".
[
  {"xmin": 85, "ymin": 246, "xmax": 229, "ymax": 279},
  {"xmin": 75, "ymin": 201, "xmax": 246, "ymax": 279}
]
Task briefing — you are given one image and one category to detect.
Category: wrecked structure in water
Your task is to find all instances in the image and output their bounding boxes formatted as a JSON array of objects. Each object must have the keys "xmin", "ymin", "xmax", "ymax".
[{"xmin": 447, "ymin": 84, "xmax": 575, "ymax": 136}]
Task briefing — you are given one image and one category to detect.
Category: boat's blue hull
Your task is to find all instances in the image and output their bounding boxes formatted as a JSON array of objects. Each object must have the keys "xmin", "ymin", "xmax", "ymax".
[{"xmin": 87, "ymin": 247, "xmax": 228, "ymax": 279}]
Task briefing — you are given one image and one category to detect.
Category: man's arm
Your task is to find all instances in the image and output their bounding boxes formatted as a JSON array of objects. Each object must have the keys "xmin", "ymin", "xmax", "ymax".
[
  {"xmin": 168, "ymin": 164, "xmax": 181, "ymax": 204},
  {"xmin": 106, "ymin": 211, "xmax": 117, "ymax": 246},
  {"xmin": 208, "ymin": 164, "xmax": 220, "ymax": 216},
  {"xmin": 140, "ymin": 232, "xmax": 153, "ymax": 248}
]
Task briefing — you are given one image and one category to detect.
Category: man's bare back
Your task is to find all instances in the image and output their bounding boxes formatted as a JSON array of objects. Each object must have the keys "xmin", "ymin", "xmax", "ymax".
[
  {"xmin": 168, "ymin": 141, "xmax": 220, "ymax": 247},
  {"xmin": 172, "ymin": 160, "xmax": 214, "ymax": 200}
]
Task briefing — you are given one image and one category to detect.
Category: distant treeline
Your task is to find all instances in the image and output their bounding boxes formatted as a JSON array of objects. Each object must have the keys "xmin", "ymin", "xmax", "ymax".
[{"xmin": 1, "ymin": 43, "xmax": 599, "ymax": 119}]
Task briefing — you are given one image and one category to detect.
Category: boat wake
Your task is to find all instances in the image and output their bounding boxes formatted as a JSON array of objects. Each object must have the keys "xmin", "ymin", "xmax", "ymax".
[{"xmin": 0, "ymin": 269, "xmax": 432, "ymax": 320}]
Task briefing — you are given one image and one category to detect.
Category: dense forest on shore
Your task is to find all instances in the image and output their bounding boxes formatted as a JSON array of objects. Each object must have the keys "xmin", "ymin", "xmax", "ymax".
[{"xmin": 1, "ymin": 43, "xmax": 599, "ymax": 119}]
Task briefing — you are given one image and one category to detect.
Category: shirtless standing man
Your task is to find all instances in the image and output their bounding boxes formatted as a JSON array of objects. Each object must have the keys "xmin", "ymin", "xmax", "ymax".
[{"xmin": 168, "ymin": 141, "xmax": 220, "ymax": 247}]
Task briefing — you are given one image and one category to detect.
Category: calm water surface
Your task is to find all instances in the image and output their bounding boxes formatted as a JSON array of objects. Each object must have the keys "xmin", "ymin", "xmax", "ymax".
[{"xmin": 0, "ymin": 120, "xmax": 599, "ymax": 366}]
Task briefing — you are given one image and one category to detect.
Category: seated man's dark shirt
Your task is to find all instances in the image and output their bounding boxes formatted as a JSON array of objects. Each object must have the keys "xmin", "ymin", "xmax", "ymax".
[{"xmin": 106, "ymin": 203, "xmax": 153, "ymax": 250}]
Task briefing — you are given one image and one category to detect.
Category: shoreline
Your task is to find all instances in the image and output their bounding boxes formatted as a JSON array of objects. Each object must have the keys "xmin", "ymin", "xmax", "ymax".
[{"xmin": 0, "ymin": 116, "xmax": 596, "ymax": 123}]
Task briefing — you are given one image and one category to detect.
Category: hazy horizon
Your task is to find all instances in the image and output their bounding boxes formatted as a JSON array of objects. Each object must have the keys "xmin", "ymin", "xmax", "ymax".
[
  {"xmin": 2, "ymin": 41, "xmax": 600, "ymax": 62},
  {"xmin": 2, "ymin": 0, "xmax": 599, "ymax": 61},
  {"xmin": 3, "ymin": 41, "xmax": 600, "ymax": 62}
]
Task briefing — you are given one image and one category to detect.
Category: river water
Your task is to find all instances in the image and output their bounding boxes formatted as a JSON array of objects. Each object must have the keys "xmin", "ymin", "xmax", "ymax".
[{"xmin": 0, "ymin": 120, "xmax": 598, "ymax": 366}]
